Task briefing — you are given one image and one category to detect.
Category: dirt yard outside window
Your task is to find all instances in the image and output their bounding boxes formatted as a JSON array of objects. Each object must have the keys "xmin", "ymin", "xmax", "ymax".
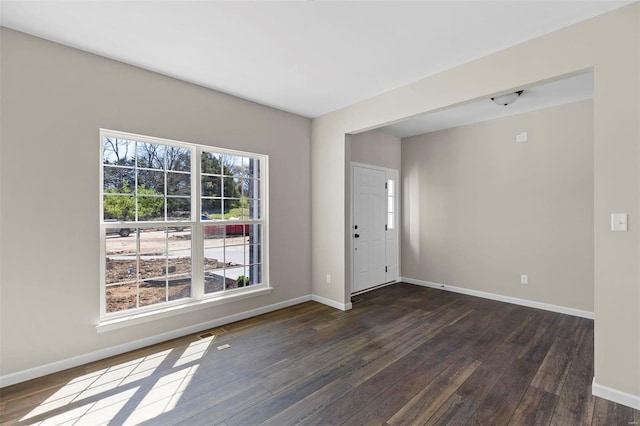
[{"xmin": 105, "ymin": 229, "xmax": 250, "ymax": 313}]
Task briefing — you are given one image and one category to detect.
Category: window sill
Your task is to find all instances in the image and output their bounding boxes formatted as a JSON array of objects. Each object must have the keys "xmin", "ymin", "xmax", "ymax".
[{"xmin": 96, "ymin": 286, "xmax": 273, "ymax": 333}]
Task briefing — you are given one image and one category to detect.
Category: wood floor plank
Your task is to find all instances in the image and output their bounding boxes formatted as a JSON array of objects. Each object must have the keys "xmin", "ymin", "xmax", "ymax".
[
  {"xmin": 386, "ymin": 357, "xmax": 482, "ymax": 425},
  {"xmin": 422, "ymin": 342, "xmax": 528, "ymax": 425},
  {"xmin": 257, "ymin": 377, "xmax": 354, "ymax": 425},
  {"xmin": 509, "ymin": 386, "xmax": 559, "ymax": 425},
  {"xmin": 530, "ymin": 336, "xmax": 575, "ymax": 395},
  {"xmin": 518, "ymin": 311, "xmax": 565, "ymax": 364},
  {"xmin": 2, "ymin": 283, "xmax": 638, "ymax": 426},
  {"xmin": 222, "ymin": 357, "xmax": 364, "ymax": 426},
  {"xmin": 467, "ymin": 357, "xmax": 540, "ymax": 424},
  {"xmin": 550, "ymin": 320, "xmax": 595, "ymax": 425}
]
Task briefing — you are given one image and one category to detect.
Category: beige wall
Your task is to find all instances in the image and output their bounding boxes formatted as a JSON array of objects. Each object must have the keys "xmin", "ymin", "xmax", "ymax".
[
  {"xmin": 0, "ymin": 28, "xmax": 311, "ymax": 377},
  {"xmin": 402, "ymin": 100, "xmax": 594, "ymax": 312},
  {"xmin": 312, "ymin": 4, "xmax": 639, "ymax": 399},
  {"xmin": 349, "ymin": 129, "xmax": 401, "ymax": 170}
]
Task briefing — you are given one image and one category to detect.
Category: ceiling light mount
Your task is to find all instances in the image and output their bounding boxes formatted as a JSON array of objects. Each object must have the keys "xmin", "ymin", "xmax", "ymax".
[{"xmin": 491, "ymin": 90, "xmax": 523, "ymax": 106}]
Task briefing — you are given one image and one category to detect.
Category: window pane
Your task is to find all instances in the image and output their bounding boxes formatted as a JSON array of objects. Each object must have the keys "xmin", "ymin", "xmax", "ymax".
[
  {"xmin": 204, "ymin": 271, "xmax": 225, "ymax": 294},
  {"xmin": 247, "ymin": 264, "xmax": 262, "ymax": 285},
  {"xmin": 168, "ymin": 279, "xmax": 190, "ymax": 301},
  {"xmin": 138, "ymin": 228, "xmax": 168, "ymax": 308},
  {"xmin": 103, "ymin": 138, "xmax": 135, "ymax": 166},
  {"xmin": 106, "ymin": 283, "xmax": 137, "ymax": 313},
  {"xmin": 139, "ymin": 228, "xmax": 167, "ymax": 282},
  {"xmin": 167, "ymin": 172, "xmax": 190, "ymax": 196},
  {"xmin": 105, "ymin": 226, "xmax": 136, "ymax": 301},
  {"xmin": 204, "ymin": 227, "xmax": 226, "ymax": 295},
  {"xmin": 104, "ymin": 167, "xmax": 135, "ymax": 194},
  {"xmin": 238, "ymin": 206, "xmax": 249, "ymax": 220},
  {"xmin": 166, "ymin": 146, "xmax": 190, "ymax": 172},
  {"xmin": 168, "ymin": 228, "xmax": 191, "ymax": 301},
  {"xmin": 137, "ymin": 142, "xmax": 165, "ymax": 170},
  {"xmin": 201, "ymin": 152, "xmax": 222, "ymax": 175},
  {"xmin": 224, "ymin": 241, "xmax": 245, "ymax": 269},
  {"xmin": 225, "ymin": 199, "xmax": 242, "ymax": 218},
  {"xmin": 104, "ymin": 195, "xmax": 135, "ymax": 221},
  {"xmin": 202, "ymin": 199, "xmax": 223, "ymax": 219},
  {"xmin": 242, "ymin": 178, "xmax": 260, "ymax": 199},
  {"xmin": 203, "ymin": 223, "xmax": 226, "ymax": 239},
  {"xmin": 238, "ymin": 268, "xmax": 252, "ymax": 288},
  {"xmin": 204, "ymin": 246, "xmax": 225, "ymax": 271},
  {"xmin": 223, "ymin": 177, "xmax": 241, "ymax": 198},
  {"xmin": 105, "ymin": 227, "xmax": 137, "ymax": 285},
  {"xmin": 237, "ymin": 202, "xmax": 257, "ymax": 220},
  {"xmin": 248, "ymin": 244, "xmax": 262, "ymax": 265},
  {"xmin": 138, "ymin": 197, "xmax": 164, "ymax": 221},
  {"xmin": 138, "ymin": 169, "xmax": 165, "ymax": 195},
  {"xmin": 225, "ymin": 222, "xmax": 247, "ymax": 239},
  {"xmin": 225, "ymin": 266, "xmax": 245, "ymax": 289},
  {"xmin": 243, "ymin": 157, "xmax": 261, "ymax": 179},
  {"xmin": 388, "ymin": 213, "xmax": 394, "ymax": 230},
  {"xmin": 139, "ymin": 280, "xmax": 166, "ymax": 308},
  {"xmin": 248, "ymin": 224, "xmax": 262, "ymax": 245},
  {"xmin": 167, "ymin": 198, "xmax": 190, "ymax": 221},
  {"xmin": 387, "ymin": 179, "xmax": 394, "ymax": 197},
  {"xmin": 247, "ymin": 200, "xmax": 261, "ymax": 220},
  {"xmin": 202, "ymin": 176, "xmax": 222, "ymax": 197},
  {"xmin": 222, "ymin": 155, "xmax": 241, "ymax": 177},
  {"xmin": 387, "ymin": 196, "xmax": 394, "ymax": 213},
  {"xmin": 105, "ymin": 227, "xmax": 136, "ymax": 252},
  {"xmin": 105, "ymin": 258, "xmax": 137, "ymax": 286}
]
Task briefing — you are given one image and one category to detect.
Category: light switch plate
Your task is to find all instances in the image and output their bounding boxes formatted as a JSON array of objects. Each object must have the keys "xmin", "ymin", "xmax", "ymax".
[
  {"xmin": 515, "ymin": 132, "xmax": 528, "ymax": 142},
  {"xmin": 611, "ymin": 213, "xmax": 628, "ymax": 232}
]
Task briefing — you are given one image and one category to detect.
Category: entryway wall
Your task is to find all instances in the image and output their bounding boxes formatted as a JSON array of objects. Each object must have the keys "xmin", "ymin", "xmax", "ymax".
[
  {"xmin": 349, "ymin": 129, "xmax": 401, "ymax": 171},
  {"xmin": 401, "ymin": 100, "xmax": 594, "ymax": 313},
  {"xmin": 347, "ymin": 130, "xmax": 401, "ymax": 294}
]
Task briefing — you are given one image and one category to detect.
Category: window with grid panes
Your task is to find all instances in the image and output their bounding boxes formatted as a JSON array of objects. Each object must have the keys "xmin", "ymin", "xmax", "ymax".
[{"xmin": 100, "ymin": 130, "xmax": 267, "ymax": 320}]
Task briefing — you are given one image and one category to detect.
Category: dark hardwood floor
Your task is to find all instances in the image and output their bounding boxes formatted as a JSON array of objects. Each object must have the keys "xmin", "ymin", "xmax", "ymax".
[{"xmin": 2, "ymin": 283, "xmax": 639, "ymax": 425}]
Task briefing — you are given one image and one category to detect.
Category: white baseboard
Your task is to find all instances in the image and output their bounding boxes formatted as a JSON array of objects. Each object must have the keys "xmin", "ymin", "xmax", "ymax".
[
  {"xmin": 311, "ymin": 294, "xmax": 352, "ymax": 311},
  {"xmin": 0, "ymin": 295, "xmax": 312, "ymax": 388},
  {"xmin": 401, "ymin": 277, "xmax": 594, "ymax": 319},
  {"xmin": 592, "ymin": 377, "xmax": 640, "ymax": 410}
]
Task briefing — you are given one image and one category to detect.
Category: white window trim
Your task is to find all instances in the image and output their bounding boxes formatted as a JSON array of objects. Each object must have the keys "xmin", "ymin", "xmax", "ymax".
[
  {"xmin": 96, "ymin": 286, "xmax": 273, "ymax": 333},
  {"xmin": 98, "ymin": 129, "xmax": 269, "ymax": 330}
]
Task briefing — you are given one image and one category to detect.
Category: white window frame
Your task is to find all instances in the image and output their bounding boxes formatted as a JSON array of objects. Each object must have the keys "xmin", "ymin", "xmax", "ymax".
[{"xmin": 98, "ymin": 129, "xmax": 270, "ymax": 331}]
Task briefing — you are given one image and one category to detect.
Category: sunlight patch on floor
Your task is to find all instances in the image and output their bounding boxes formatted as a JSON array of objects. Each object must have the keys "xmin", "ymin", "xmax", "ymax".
[
  {"xmin": 123, "ymin": 365, "xmax": 199, "ymax": 424},
  {"xmin": 173, "ymin": 335, "xmax": 215, "ymax": 367},
  {"xmin": 18, "ymin": 339, "xmax": 212, "ymax": 425}
]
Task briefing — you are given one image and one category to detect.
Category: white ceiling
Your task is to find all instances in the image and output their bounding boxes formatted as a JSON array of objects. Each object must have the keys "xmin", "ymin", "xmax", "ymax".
[
  {"xmin": 379, "ymin": 71, "xmax": 594, "ymax": 138},
  {"xmin": 0, "ymin": 1, "xmax": 632, "ymax": 118}
]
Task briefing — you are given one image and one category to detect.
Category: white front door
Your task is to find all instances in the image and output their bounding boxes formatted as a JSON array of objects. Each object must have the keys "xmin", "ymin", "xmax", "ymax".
[{"xmin": 352, "ymin": 165, "xmax": 398, "ymax": 293}]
